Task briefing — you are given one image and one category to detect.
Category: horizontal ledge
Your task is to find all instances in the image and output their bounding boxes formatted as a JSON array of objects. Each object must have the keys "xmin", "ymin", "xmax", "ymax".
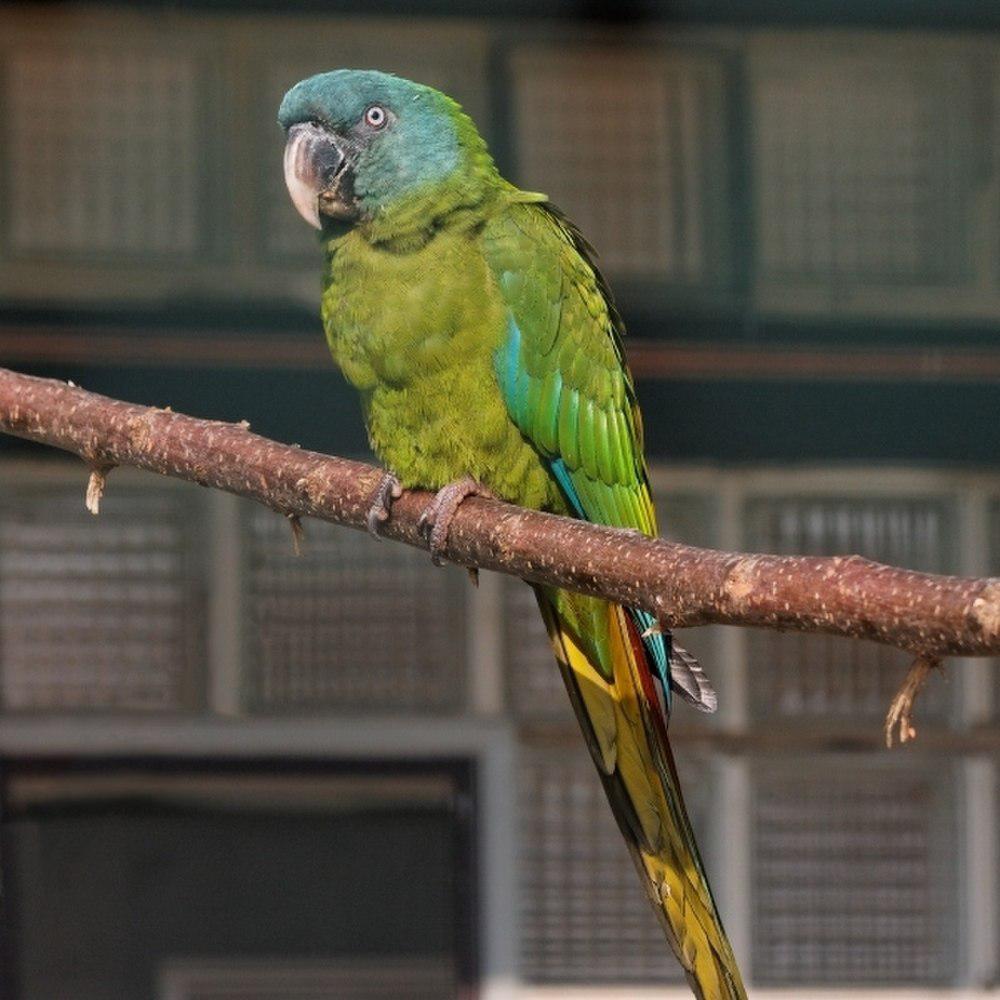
[{"xmin": 4, "ymin": 327, "xmax": 1000, "ymax": 382}]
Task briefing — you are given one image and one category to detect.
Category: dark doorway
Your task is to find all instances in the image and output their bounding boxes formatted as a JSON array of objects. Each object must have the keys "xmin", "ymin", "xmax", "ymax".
[{"xmin": 0, "ymin": 759, "xmax": 477, "ymax": 1000}]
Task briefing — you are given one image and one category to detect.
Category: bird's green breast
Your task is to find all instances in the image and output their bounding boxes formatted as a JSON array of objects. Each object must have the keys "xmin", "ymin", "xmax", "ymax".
[{"xmin": 320, "ymin": 222, "xmax": 565, "ymax": 512}]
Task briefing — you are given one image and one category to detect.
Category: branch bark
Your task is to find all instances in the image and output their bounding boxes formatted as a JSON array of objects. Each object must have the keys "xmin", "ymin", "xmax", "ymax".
[{"xmin": 1, "ymin": 366, "xmax": 998, "ymax": 740}]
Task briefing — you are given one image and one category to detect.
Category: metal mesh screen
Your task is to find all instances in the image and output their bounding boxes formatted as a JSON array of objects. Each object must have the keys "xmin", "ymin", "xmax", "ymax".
[
  {"xmin": 6, "ymin": 47, "xmax": 202, "ymax": 256},
  {"xmin": 752, "ymin": 43, "xmax": 972, "ymax": 284},
  {"xmin": 746, "ymin": 496, "xmax": 955, "ymax": 723},
  {"xmin": 751, "ymin": 757, "xmax": 958, "ymax": 985},
  {"xmin": 519, "ymin": 739, "xmax": 712, "ymax": 984},
  {"xmin": 510, "ymin": 46, "xmax": 725, "ymax": 281},
  {"xmin": 0, "ymin": 484, "xmax": 204, "ymax": 710},
  {"xmin": 246, "ymin": 509, "xmax": 466, "ymax": 711},
  {"xmin": 503, "ymin": 579, "xmax": 571, "ymax": 722}
]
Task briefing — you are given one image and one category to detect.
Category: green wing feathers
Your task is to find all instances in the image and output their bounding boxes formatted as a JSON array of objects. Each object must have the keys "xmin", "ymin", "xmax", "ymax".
[
  {"xmin": 489, "ymin": 198, "xmax": 745, "ymax": 998},
  {"xmin": 485, "ymin": 201, "xmax": 656, "ymax": 537}
]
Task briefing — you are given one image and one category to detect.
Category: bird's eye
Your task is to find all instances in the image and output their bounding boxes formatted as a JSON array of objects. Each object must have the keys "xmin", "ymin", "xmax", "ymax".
[{"xmin": 364, "ymin": 105, "xmax": 388, "ymax": 129}]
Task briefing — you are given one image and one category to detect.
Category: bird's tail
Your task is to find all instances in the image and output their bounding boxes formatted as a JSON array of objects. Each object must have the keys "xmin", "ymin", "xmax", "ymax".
[{"xmin": 534, "ymin": 584, "xmax": 747, "ymax": 1000}]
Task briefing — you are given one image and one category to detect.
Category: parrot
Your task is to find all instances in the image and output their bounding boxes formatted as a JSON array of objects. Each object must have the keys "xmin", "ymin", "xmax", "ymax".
[{"xmin": 279, "ymin": 69, "xmax": 746, "ymax": 999}]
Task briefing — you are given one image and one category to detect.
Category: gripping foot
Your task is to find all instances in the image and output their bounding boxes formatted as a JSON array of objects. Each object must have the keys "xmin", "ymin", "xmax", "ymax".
[
  {"xmin": 366, "ymin": 471, "xmax": 403, "ymax": 537},
  {"xmin": 418, "ymin": 476, "xmax": 493, "ymax": 567}
]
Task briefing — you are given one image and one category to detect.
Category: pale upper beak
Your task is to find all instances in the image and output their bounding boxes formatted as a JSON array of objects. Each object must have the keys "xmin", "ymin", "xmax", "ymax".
[{"xmin": 283, "ymin": 121, "xmax": 351, "ymax": 230}]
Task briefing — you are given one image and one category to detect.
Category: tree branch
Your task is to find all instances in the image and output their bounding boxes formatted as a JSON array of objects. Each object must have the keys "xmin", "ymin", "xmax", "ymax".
[{"xmin": 1, "ymin": 366, "xmax": 998, "ymax": 742}]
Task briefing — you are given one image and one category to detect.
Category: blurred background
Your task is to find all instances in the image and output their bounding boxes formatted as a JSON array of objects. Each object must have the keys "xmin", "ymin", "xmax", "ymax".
[{"xmin": 1, "ymin": 1, "xmax": 999, "ymax": 998}]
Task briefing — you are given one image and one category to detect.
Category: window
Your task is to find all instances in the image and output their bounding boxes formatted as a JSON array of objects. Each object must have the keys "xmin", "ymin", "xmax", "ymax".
[
  {"xmin": 509, "ymin": 44, "xmax": 729, "ymax": 285},
  {"xmin": 745, "ymin": 496, "xmax": 956, "ymax": 723},
  {"xmin": 7, "ymin": 47, "xmax": 203, "ymax": 257},
  {"xmin": 751, "ymin": 757, "xmax": 958, "ymax": 984},
  {"xmin": 0, "ymin": 480, "xmax": 205, "ymax": 710},
  {"xmin": 246, "ymin": 506, "xmax": 467, "ymax": 712},
  {"xmin": 2, "ymin": 460, "xmax": 996, "ymax": 993}
]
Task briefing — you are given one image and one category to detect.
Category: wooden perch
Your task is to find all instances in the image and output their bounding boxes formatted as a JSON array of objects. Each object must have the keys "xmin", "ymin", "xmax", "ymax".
[{"xmin": 1, "ymin": 366, "xmax": 998, "ymax": 744}]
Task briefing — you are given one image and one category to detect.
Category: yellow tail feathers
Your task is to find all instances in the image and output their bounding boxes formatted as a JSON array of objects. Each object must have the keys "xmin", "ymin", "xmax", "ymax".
[{"xmin": 534, "ymin": 585, "xmax": 747, "ymax": 1000}]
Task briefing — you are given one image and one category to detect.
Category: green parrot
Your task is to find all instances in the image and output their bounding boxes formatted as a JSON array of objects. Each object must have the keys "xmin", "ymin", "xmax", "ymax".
[{"xmin": 279, "ymin": 70, "xmax": 746, "ymax": 999}]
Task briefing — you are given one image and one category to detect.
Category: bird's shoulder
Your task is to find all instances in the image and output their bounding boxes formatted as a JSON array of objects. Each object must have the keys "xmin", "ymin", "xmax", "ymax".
[
  {"xmin": 481, "ymin": 193, "xmax": 655, "ymax": 535},
  {"xmin": 482, "ymin": 194, "xmax": 630, "ymax": 388}
]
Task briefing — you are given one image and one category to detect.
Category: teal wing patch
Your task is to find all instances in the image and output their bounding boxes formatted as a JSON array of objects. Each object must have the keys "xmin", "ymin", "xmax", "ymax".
[
  {"xmin": 486, "ymin": 203, "xmax": 655, "ymax": 533},
  {"xmin": 484, "ymin": 201, "xmax": 673, "ymax": 695}
]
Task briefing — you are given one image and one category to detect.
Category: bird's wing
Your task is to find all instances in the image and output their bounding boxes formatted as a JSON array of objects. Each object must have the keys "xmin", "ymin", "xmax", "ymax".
[
  {"xmin": 486, "ymin": 200, "xmax": 656, "ymax": 534},
  {"xmin": 482, "ymin": 199, "xmax": 742, "ymax": 998},
  {"xmin": 484, "ymin": 199, "xmax": 717, "ymax": 712}
]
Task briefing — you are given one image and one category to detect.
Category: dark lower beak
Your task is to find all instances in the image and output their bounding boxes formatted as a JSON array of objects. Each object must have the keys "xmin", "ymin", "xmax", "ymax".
[{"xmin": 283, "ymin": 122, "xmax": 356, "ymax": 229}]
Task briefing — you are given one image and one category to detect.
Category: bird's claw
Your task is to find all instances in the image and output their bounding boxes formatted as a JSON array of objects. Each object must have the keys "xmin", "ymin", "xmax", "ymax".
[
  {"xmin": 366, "ymin": 471, "xmax": 403, "ymax": 537},
  {"xmin": 418, "ymin": 476, "xmax": 493, "ymax": 567}
]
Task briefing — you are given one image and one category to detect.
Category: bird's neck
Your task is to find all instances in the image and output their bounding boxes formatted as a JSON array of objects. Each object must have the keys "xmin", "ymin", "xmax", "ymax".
[{"xmin": 334, "ymin": 161, "xmax": 506, "ymax": 253}]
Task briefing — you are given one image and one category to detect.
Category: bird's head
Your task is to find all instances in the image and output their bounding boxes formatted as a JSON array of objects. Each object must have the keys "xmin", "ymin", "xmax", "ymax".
[{"xmin": 279, "ymin": 69, "xmax": 492, "ymax": 234}]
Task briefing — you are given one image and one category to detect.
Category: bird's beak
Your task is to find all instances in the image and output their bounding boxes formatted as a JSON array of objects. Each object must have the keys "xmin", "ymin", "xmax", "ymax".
[{"xmin": 283, "ymin": 122, "xmax": 357, "ymax": 229}]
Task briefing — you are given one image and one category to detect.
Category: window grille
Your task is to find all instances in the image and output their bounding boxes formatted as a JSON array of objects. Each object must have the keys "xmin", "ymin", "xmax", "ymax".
[
  {"xmin": 751, "ymin": 41, "xmax": 973, "ymax": 284},
  {"xmin": 0, "ymin": 485, "xmax": 204, "ymax": 710},
  {"xmin": 518, "ymin": 738, "xmax": 712, "ymax": 984},
  {"xmin": 504, "ymin": 579, "xmax": 572, "ymax": 721},
  {"xmin": 245, "ymin": 509, "xmax": 466, "ymax": 712},
  {"xmin": 751, "ymin": 757, "xmax": 958, "ymax": 985},
  {"xmin": 509, "ymin": 46, "xmax": 726, "ymax": 281},
  {"xmin": 6, "ymin": 48, "xmax": 202, "ymax": 256},
  {"xmin": 745, "ymin": 496, "xmax": 955, "ymax": 723}
]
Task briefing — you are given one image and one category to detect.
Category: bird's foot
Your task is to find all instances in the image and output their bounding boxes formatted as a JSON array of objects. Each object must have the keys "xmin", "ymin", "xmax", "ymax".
[
  {"xmin": 418, "ymin": 476, "xmax": 493, "ymax": 568},
  {"xmin": 366, "ymin": 470, "xmax": 403, "ymax": 537}
]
